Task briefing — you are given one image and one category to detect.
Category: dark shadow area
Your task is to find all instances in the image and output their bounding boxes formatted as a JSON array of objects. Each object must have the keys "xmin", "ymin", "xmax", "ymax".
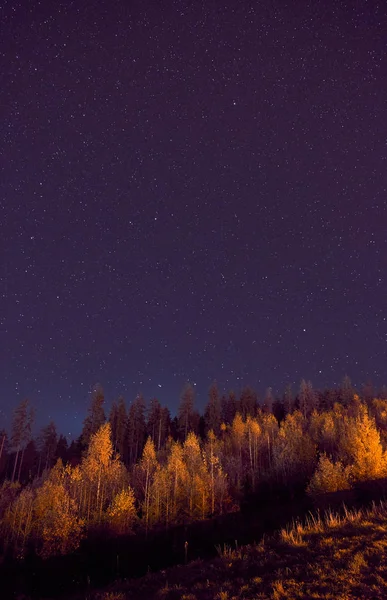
[{"xmin": 2, "ymin": 479, "xmax": 387, "ymax": 600}]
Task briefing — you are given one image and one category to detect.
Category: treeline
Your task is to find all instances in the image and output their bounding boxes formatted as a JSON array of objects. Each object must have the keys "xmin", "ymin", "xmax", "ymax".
[{"xmin": 1, "ymin": 377, "xmax": 387, "ymax": 561}]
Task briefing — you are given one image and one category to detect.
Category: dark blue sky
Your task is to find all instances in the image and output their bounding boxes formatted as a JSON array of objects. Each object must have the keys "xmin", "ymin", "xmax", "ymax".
[{"xmin": 1, "ymin": 0, "xmax": 386, "ymax": 437}]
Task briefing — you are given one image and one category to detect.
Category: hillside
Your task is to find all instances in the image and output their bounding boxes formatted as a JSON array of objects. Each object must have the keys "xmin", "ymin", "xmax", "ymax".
[{"xmin": 86, "ymin": 500, "xmax": 387, "ymax": 600}]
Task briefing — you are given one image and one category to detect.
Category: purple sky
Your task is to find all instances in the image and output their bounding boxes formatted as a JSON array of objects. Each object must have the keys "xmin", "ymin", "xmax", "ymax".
[{"xmin": 1, "ymin": 0, "xmax": 386, "ymax": 436}]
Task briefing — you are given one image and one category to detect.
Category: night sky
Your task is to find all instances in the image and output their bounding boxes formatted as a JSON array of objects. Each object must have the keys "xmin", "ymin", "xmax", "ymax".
[{"xmin": 1, "ymin": 0, "xmax": 386, "ymax": 437}]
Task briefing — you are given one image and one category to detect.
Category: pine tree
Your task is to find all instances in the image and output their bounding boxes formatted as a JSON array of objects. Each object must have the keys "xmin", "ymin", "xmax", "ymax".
[
  {"xmin": 177, "ymin": 383, "xmax": 195, "ymax": 440},
  {"xmin": 37, "ymin": 421, "xmax": 58, "ymax": 475},
  {"xmin": 221, "ymin": 390, "xmax": 238, "ymax": 425},
  {"xmin": 339, "ymin": 374, "xmax": 354, "ymax": 407},
  {"xmin": 263, "ymin": 387, "xmax": 274, "ymax": 414},
  {"xmin": 238, "ymin": 386, "xmax": 258, "ymax": 419},
  {"xmin": 204, "ymin": 381, "xmax": 221, "ymax": 436},
  {"xmin": 298, "ymin": 379, "xmax": 316, "ymax": 419},
  {"xmin": 109, "ymin": 396, "xmax": 127, "ymax": 456},
  {"xmin": 283, "ymin": 384, "xmax": 294, "ymax": 415},
  {"xmin": 126, "ymin": 394, "xmax": 146, "ymax": 465},
  {"xmin": 81, "ymin": 383, "xmax": 106, "ymax": 449},
  {"xmin": 10, "ymin": 399, "xmax": 34, "ymax": 483}
]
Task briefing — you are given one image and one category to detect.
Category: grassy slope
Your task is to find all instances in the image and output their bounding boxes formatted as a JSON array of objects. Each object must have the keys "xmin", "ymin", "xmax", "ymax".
[{"xmin": 88, "ymin": 501, "xmax": 387, "ymax": 600}]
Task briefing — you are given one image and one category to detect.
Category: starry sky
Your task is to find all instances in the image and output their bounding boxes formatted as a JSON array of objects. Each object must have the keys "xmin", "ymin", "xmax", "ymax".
[{"xmin": 1, "ymin": 0, "xmax": 386, "ymax": 436}]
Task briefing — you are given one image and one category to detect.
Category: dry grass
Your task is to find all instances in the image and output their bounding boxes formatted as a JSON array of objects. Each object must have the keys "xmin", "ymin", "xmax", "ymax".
[{"xmin": 89, "ymin": 500, "xmax": 387, "ymax": 600}]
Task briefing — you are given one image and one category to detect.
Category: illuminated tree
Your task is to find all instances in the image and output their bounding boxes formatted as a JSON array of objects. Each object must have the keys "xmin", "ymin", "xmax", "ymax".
[
  {"xmin": 183, "ymin": 432, "xmax": 210, "ymax": 519},
  {"xmin": 34, "ymin": 474, "xmax": 84, "ymax": 558},
  {"xmin": 106, "ymin": 486, "xmax": 137, "ymax": 534},
  {"xmin": 273, "ymin": 411, "xmax": 316, "ymax": 485},
  {"xmin": 3, "ymin": 486, "xmax": 34, "ymax": 557},
  {"xmin": 339, "ymin": 408, "xmax": 387, "ymax": 482},
  {"xmin": 136, "ymin": 437, "xmax": 158, "ymax": 532},
  {"xmin": 81, "ymin": 422, "xmax": 125, "ymax": 523},
  {"xmin": 307, "ymin": 454, "xmax": 351, "ymax": 496},
  {"xmin": 166, "ymin": 441, "xmax": 187, "ymax": 524},
  {"xmin": 245, "ymin": 416, "xmax": 261, "ymax": 489}
]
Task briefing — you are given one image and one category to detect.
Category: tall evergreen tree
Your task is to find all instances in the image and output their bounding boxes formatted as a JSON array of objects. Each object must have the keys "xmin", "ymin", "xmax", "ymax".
[
  {"xmin": 263, "ymin": 387, "xmax": 274, "ymax": 414},
  {"xmin": 126, "ymin": 394, "xmax": 146, "ymax": 465},
  {"xmin": 221, "ymin": 390, "xmax": 238, "ymax": 425},
  {"xmin": 298, "ymin": 379, "xmax": 316, "ymax": 420},
  {"xmin": 283, "ymin": 384, "xmax": 294, "ymax": 415},
  {"xmin": 10, "ymin": 399, "xmax": 34, "ymax": 483},
  {"xmin": 204, "ymin": 381, "xmax": 221, "ymax": 436},
  {"xmin": 238, "ymin": 386, "xmax": 258, "ymax": 419},
  {"xmin": 81, "ymin": 383, "xmax": 106, "ymax": 449},
  {"xmin": 147, "ymin": 398, "xmax": 170, "ymax": 450},
  {"xmin": 37, "ymin": 421, "xmax": 58, "ymax": 475},
  {"xmin": 339, "ymin": 374, "xmax": 354, "ymax": 407},
  {"xmin": 177, "ymin": 383, "xmax": 195, "ymax": 440}
]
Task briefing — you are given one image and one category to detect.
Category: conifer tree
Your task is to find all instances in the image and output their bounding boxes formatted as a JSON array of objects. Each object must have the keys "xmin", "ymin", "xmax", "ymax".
[
  {"xmin": 204, "ymin": 381, "xmax": 221, "ymax": 436},
  {"xmin": 283, "ymin": 383, "xmax": 294, "ymax": 415},
  {"xmin": 238, "ymin": 386, "xmax": 258, "ymax": 419},
  {"xmin": 177, "ymin": 382, "xmax": 195, "ymax": 440},
  {"xmin": 81, "ymin": 383, "xmax": 106, "ymax": 449},
  {"xmin": 10, "ymin": 399, "xmax": 34, "ymax": 483},
  {"xmin": 298, "ymin": 379, "xmax": 316, "ymax": 419},
  {"xmin": 126, "ymin": 394, "xmax": 146, "ymax": 465}
]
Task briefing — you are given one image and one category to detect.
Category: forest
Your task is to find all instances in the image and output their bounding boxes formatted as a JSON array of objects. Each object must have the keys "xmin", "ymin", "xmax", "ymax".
[{"xmin": 1, "ymin": 376, "xmax": 387, "ymax": 593}]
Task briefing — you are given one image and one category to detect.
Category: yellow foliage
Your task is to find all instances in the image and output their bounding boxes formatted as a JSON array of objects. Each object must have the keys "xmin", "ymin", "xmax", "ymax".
[
  {"xmin": 34, "ymin": 479, "xmax": 84, "ymax": 558},
  {"xmin": 339, "ymin": 412, "xmax": 387, "ymax": 481},
  {"xmin": 107, "ymin": 486, "xmax": 137, "ymax": 534},
  {"xmin": 307, "ymin": 453, "xmax": 351, "ymax": 495}
]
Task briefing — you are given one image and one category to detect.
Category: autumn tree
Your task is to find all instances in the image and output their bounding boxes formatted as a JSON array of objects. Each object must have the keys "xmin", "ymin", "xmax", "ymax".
[
  {"xmin": 166, "ymin": 441, "xmax": 187, "ymax": 525},
  {"xmin": 273, "ymin": 411, "xmax": 316, "ymax": 486},
  {"xmin": 182, "ymin": 432, "xmax": 209, "ymax": 519},
  {"xmin": 3, "ymin": 485, "xmax": 34, "ymax": 557},
  {"xmin": 34, "ymin": 461, "xmax": 84, "ymax": 558},
  {"xmin": 81, "ymin": 422, "xmax": 126, "ymax": 524},
  {"xmin": 106, "ymin": 486, "xmax": 137, "ymax": 534},
  {"xmin": 135, "ymin": 437, "xmax": 158, "ymax": 532},
  {"xmin": 339, "ymin": 407, "xmax": 387, "ymax": 482},
  {"xmin": 307, "ymin": 454, "xmax": 351, "ymax": 496}
]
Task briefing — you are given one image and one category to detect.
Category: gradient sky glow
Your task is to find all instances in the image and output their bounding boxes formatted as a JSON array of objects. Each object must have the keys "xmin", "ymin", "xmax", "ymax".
[{"xmin": 1, "ymin": 0, "xmax": 386, "ymax": 436}]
